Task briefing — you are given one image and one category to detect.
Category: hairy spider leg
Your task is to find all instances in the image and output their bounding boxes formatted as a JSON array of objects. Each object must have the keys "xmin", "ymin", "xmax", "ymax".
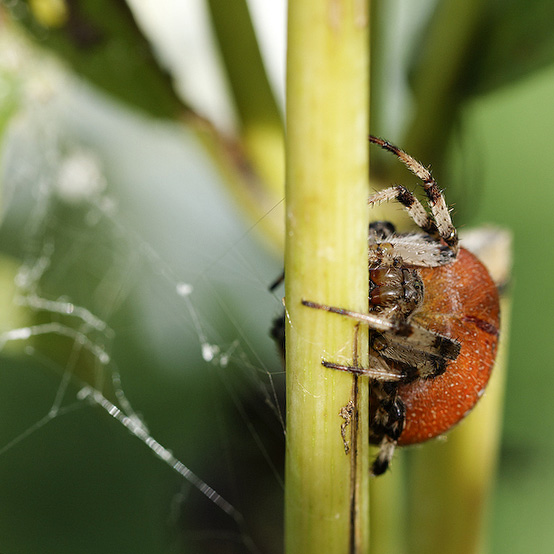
[
  {"xmin": 368, "ymin": 185, "xmax": 437, "ymax": 236},
  {"xmin": 368, "ymin": 377, "xmax": 406, "ymax": 475},
  {"xmin": 322, "ymin": 353, "xmax": 404, "ymax": 381},
  {"xmin": 301, "ymin": 299, "xmax": 460, "ymax": 375},
  {"xmin": 369, "ymin": 135, "xmax": 458, "ymax": 252},
  {"xmin": 372, "ymin": 435, "xmax": 398, "ymax": 475}
]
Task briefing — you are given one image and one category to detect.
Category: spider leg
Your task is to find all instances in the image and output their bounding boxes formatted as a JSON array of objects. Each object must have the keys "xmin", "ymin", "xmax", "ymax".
[
  {"xmin": 268, "ymin": 271, "xmax": 284, "ymax": 292},
  {"xmin": 301, "ymin": 300, "xmax": 396, "ymax": 333},
  {"xmin": 369, "ymin": 383, "xmax": 406, "ymax": 475},
  {"xmin": 372, "ymin": 437, "xmax": 397, "ymax": 476},
  {"xmin": 390, "ymin": 324, "xmax": 459, "ymax": 357},
  {"xmin": 368, "ymin": 185, "xmax": 437, "ymax": 236},
  {"xmin": 320, "ymin": 345, "xmax": 406, "ymax": 475},
  {"xmin": 302, "ymin": 300, "xmax": 460, "ymax": 379},
  {"xmin": 369, "ymin": 135, "xmax": 458, "ymax": 253},
  {"xmin": 368, "ymin": 232, "xmax": 456, "ymax": 268},
  {"xmin": 302, "ymin": 300, "xmax": 459, "ymax": 356},
  {"xmin": 374, "ymin": 327, "xmax": 460, "ymax": 379},
  {"xmin": 322, "ymin": 351, "xmax": 404, "ymax": 381}
]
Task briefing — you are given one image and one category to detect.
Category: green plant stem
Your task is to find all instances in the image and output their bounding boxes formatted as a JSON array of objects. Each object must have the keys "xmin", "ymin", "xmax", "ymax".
[
  {"xmin": 204, "ymin": 0, "xmax": 285, "ymax": 251},
  {"xmin": 206, "ymin": 0, "xmax": 284, "ymax": 197},
  {"xmin": 285, "ymin": 1, "xmax": 371, "ymax": 553},
  {"xmin": 369, "ymin": 452, "xmax": 407, "ymax": 554}
]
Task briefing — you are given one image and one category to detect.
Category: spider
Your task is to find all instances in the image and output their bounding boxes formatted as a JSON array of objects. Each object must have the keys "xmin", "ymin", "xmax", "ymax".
[{"xmin": 276, "ymin": 136, "xmax": 500, "ymax": 476}]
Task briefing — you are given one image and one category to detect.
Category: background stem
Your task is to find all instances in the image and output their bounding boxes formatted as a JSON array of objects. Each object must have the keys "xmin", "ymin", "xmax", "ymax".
[{"xmin": 206, "ymin": 0, "xmax": 285, "ymax": 197}]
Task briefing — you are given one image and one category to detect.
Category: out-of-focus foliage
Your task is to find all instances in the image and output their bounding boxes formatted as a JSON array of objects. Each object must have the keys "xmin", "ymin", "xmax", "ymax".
[
  {"xmin": 2, "ymin": 0, "xmax": 183, "ymax": 118},
  {"xmin": 466, "ymin": 0, "xmax": 554, "ymax": 94},
  {"xmin": 410, "ymin": 0, "xmax": 554, "ymax": 98},
  {"xmin": 0, "ymin": 73, "xmax": 19, "ymax": 139},
  {"xmin": 0, "ymin": 0, "xmax": 553, "ymax": 553},
  {"xmin": 400, "ymin": 0, "xmax": 554, "ymax": 170}
]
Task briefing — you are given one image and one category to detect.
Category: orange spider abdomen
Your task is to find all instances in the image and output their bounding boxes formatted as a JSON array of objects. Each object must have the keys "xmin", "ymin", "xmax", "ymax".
[{"xmin": 397, "ymin": 247, "xmax": 500, "ymax": 445}]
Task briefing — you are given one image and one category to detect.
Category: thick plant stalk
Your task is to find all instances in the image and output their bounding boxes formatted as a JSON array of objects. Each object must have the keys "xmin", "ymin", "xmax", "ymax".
[
  {"xmin": 369, "ymin": 454, "xmax": 407, "ymax": 554},
  {"xmin": 285, "ymin": 1, "xmax": 371, "ymax": 553}
]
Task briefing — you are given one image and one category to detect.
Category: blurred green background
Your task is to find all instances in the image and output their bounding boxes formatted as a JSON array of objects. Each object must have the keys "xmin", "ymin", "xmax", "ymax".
[
  {"xmin": 0, "ymin": 1, "xmax": 553, "ymax": 553},
  {"xmin": 459, "ymin": 68, "xmax": 554, "ymax": 554}
]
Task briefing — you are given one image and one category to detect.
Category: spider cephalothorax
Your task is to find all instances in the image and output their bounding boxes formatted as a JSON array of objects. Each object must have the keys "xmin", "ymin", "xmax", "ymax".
[{"xmin": 300, "ymin": 136, "xmax": 500, "ymax": 475}]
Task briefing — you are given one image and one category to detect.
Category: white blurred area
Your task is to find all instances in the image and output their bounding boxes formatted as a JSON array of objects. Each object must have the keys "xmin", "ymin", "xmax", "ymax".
[{"xmin": 126, "ymin": 0, "xmax": 286, "ymax": 132}]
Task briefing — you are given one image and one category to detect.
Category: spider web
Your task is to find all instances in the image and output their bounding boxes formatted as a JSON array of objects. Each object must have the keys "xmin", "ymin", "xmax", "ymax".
[{"xmin": 0, "ymin": 38, "xmax": 285, "ymax": 554}]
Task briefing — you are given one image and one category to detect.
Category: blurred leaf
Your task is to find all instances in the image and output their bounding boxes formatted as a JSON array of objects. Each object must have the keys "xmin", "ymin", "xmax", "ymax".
[
  {"xmin": 0, "ymin": 72, "xmax": 19, "ymax": 148},
  {"xmin": 0, "ymin": 68, "xmax": 20, "ymax": 205},
  {"xmin": 468, "ymin": 0, "xmax": 554, "ymax": 95},
  {"xmin": 410, "ymin": 0, "xmax": 554, "ymax": 99},
  {"xmin": 27, "ymin": 0, "xmax": 68, "ymax": 27},
  {"xmin": 399, "ymin": 0, "xmax": 554, "ymax": 172},
  {"xmin": 408, "ymin": 0, "xmax": 554, "ymax": 107},
  {"xmin": 3, "ymin": 0, "xmax": 183, "ymax": 119},
  {"xmin": 401, "ymin": 0, "xmax": 486, "ymax": 169},
  {"xmin": 2, "ymin": 1, "xmax": 286, "ymax": 250}
]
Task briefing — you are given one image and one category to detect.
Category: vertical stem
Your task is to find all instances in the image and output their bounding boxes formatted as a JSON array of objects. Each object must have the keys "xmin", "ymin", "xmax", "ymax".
[
  {"xmin": 285, "ymin": 1, "xmax": 370, "ymax": 553},
  {"xmin": 204, "ymin": 0, "xmax": 285, "ymax": 250},
  {"xmin": 206, "ymin": 0, "xmax": 285, "ymax": 197},
  {"xmin": 369, "ymin": 454, "xmax": 407, "ymax": 554}
]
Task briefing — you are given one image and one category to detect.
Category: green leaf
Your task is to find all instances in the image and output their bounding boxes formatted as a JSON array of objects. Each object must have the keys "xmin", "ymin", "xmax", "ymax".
[
  {"xmin": 3, "ymin": 0, "xmax": 183, "ymax": 119},
  {"xmin": 393, "ymin": 0, "xmax": 554, "ymax": 172},
  {"xmin": 407, "ymin": 0, "xmax": 554, "ymax": 115},
  {"xmin": 401, "ymin": 0, "xmax": 487, "ymax": 169},
  {"xmin": 468, "ymin": 0, "xmax": 554, "ymax": 94}
]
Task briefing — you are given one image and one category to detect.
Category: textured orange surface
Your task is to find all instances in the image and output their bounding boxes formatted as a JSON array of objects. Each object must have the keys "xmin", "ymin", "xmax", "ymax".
[{"xmin": 397, "ymin": 248, "xmax": 500, "ymax": 445}]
